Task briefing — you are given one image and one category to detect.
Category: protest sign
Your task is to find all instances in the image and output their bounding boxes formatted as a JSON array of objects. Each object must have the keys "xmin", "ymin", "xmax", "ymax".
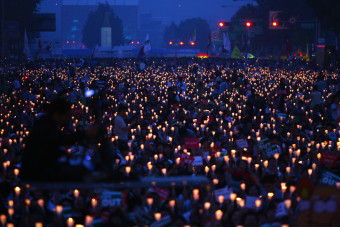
[{"xmin": 100, "ymin": 190, "xmax": 122, "ymax": 207}]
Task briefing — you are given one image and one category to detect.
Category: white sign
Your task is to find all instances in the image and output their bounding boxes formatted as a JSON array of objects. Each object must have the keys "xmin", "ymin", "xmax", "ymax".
[
  {"xmin": 236, "ymin": 139, "xmax": 248, "ymax": 149},
  {"xmin": 192, "ymin": 156, "xmax": 203, "ymax": 166},
  {"xmin": 214, "ymin": 186, "xmax": 233, "ymax": 201},
  {"xmin": 245, "ymin": 196, "xmax": 260, "ymax": 209}
]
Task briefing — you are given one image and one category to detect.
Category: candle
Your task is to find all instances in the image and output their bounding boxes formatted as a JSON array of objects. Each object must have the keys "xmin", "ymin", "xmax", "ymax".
[
  {"xmin": 14, "ymin": 187, "xmax": 20, "ymax": 197},
  {"xmin": 193, "ymin": 189, "xmax": 199, "ymax": 200},
  {"xmin": 0, "ymin": 214, "xmax": 6, "ymax": 225},
  {"xmin": 267, "ymin": 192, "xmax": 274, "ymax": 200},
  {"xmin": 73, "ymin": 189, "xmax": 79, "ymax": 198},
  {"xmin": 56, "ymin": 205, "xmax": 63, "ymax": 216},
  {"xmin": 215, "ymin": 210, "xmax": 223, "ymax": 220},
  {"xmin": 91, "ymin": 198, "xmax": 97, "ymax": 208},
  {"xmin": 66, "ymin": 218, "xmax": 74, "ymax": 227},
  {"xmin": 169, "ymin": 200, "xmax": 175, "ymax": 209},
  {"xmin": 35, "ymin": 223, "xmax": 43, "ymax": 227},
  {"xmin": 204, "ymin": 202, "xmax": 211, "ymax": 210},
  {"xmin": 255, "ymin": 199, "xmax": 262, "ymax": 209},
  {"xmin": 37, "ymin": 199, "xmax": 44, "ymax": 209},
  {"xmin": 85, "ymin": 215, "xmax": 93, "ymax": 226},
  {"xmin": 147, "ymin": 197, "xmax": 153, "ymax": 207},
  {"xmin": 284, "ymin": 199, "xmax": 291, "ymax": 209},
  {"xmin": 230, "ymin": 193, "xmax": 237, "ymax": 202},
  {"xmin": 154, "ymin": 213, "xmax": 161, "ymax": 221},
  {"xmin": 125, "ymin": 166, "xmax": 131, "ymax": 175},
  {"xmin": 218, "ymin": 195, "xmax": 224, "ymax": 205}
]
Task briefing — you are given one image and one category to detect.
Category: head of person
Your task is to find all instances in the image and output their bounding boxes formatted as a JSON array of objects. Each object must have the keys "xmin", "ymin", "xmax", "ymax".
[
  {"xmin": 48, "ymin": 98, "xmax": 71, "ymax": 126},
  {"xmin": 117, "ymin": 103, "xmax": 128, "ymax": 117}
]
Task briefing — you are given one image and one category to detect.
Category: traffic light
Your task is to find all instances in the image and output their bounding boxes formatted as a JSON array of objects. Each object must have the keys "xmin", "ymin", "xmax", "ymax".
[
  {"xmin": 245, "ymin": 21, "xmax": 253, "ymax": 27},
  {"xmin": 190, "ymin": 41, "xmax": 195, "ymax": 46},
  {"xmin": 179, "ymin": 41, "xmax": 184, "ymax": 45},
  {"xmin": 169, "ymin": 41, "xmax": 173, "ymax": 45},
  {"xmin": 219, "ymin": 22, "xmax": 227, "ymax": 27}
]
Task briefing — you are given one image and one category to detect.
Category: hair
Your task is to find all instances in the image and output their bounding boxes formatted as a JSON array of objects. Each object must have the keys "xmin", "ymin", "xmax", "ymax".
[
  {"xmin": 48, "ymin": 98, "xmax": 71, "ymax": 115},
  {"xmin": 118, "ymin": 103, "xmax": 128, "ymax": 113}
]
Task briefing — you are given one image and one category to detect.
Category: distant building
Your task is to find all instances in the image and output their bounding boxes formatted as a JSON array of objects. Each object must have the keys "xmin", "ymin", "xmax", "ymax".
[{"xmin": 39, "ymin": 0, "xmax": 138, "ymax": 50}]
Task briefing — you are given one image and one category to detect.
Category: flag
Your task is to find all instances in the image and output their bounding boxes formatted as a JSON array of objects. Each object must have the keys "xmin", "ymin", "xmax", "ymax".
[
  {"xmin": 144, "ymin": 34, "xmax": 151, "ymax": 53},
  {"xmin": 46, "ymin": 41, "xmax": 52, "ymax": 52},
  {"xmin": 241, "ymin": 34, "xmax": 247, "ymax": 53},
  {"xmin": 231, "ymin": 46, "xmax": 243, "ymax": 59},
  {"xmin": 191, "ymin": 29, "xmax": 196, "ymax": 42},
  {"xmin": 90, "ymin": 45, "xmax": 99, "ymax": 58},
  {"xmin": 138, "ymin": 46, "xmax": 145, "ymax": 58},
  {"xmin": 35, "ymin": 40, "xmax": 42, "ymax": 56},
  {"xmin": 222, "ymin": 32, "xmax": 231, "ymax": 53},
  {"xmin": 207, "ymin": 32, "xmax": 211, "ymax": 54},
  {"xmin": 285, "ymin": 39, "xmax": 291, "ymax": 55},
  {"xmin": 23, "ymin": 29, "xmax": 31, "ymax": 57}
]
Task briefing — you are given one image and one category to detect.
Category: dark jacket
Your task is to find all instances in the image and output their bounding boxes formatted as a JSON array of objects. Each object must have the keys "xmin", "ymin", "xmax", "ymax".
[{"xmin": 21, "ymin": 114, "xmax": 86, "ymax": 181}]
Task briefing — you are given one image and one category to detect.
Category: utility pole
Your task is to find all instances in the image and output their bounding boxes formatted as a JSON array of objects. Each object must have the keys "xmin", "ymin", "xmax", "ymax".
[{"xmin": 1, "ymin": 0, "xmax": 5, "ymax": 59}]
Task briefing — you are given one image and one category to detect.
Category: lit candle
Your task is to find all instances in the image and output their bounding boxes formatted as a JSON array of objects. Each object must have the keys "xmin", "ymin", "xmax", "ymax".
[
  {"xmin": 154, "ymin": 213, "xmax": 161, "ymax": 221},
  {"xmin": 85, "ymin": 215, "xmax": 93, "ymax": 227},
  {"xmin": 14, "ymin": 187, "xmax": 20, "ymax": 197},
  {"xmin": 215, "ymin": 210, "xmax": 223, "ymax": 220},
  {"xmin": 66, "ymin": 218, "xmax": 74, "ymax": 227},
  {"xmin": 73, "ymin": 189, "xmax": 79, "ymax": 198},
  {"xmin": 204, "ymin": 202, "xmax": 211, "ymax": 211},
  {"xmin": 193, "ymin": 189, "xmax": 199, "ymax": 200},
  {"xmin": 56, "ymin": 205, "xmax": 63, "ymax": 216}
]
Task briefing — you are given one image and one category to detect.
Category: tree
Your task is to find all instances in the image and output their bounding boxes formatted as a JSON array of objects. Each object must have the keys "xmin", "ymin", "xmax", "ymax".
[
  {"xmin": 307, "ymin": 0, "xmax": 340, "ymax": 34},
  {"xmin": 163, "ymin": 18, "xmax": 210, "ymax": 51},
  {"xmin": 82, "ymin": 3, "xmax": 123, "ymax": 48},
  {"xmin": 0, "ymin": 0, "xmax": 41, "ymax": 56},
  {"xmin": 230, "ymin": 0, "xmax": 316, "ymax": 56}
]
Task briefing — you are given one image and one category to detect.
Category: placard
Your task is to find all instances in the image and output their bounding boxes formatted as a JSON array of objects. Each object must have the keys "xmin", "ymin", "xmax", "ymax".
[
  {"xmin": 320, "ymin": 171, "xmax": 340, "ymax": 186},
  {"xmin": 192, "ymin": 156, "xmax": 203, "ymax": 166},
  {"xmin": 214, "ymin": 186, "xmax": 233, "ymax": 201},
  {"xmin": 257, "ymin": 138, "xmax": 271, "ymax": 150},
  {"xmin": 101, "ymin": 190, "xmax": 122, "ymax": 207},
  {"xmin": 236, "ymin": 139, "xmax": 248, "ymax": 149},
  {"xmin": 185, "ymin": 138, "xmax": 199, "ymax": 149},
  {"xmin": 321, "ymin": 153, "xmax": 338, "ymax": 166}
]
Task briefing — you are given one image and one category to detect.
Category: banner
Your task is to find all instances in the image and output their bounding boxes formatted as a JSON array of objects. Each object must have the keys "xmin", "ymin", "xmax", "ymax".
[
  {"xmin": 185, "ymin": 138, "xmax": 199, "ymax": 149},
  {"xmin": 192, "ymin": 156, "xmax": 204, "ymax": 166},
  {"xmin": 320, "ymin": 171, "xmax": 340, "ymax": 186},
  {"xmin": 257, "ymin": 138, "xmax": 271, "ymax": 150},
  {"xmin": 264, "ymin": 145, "xmax": 281, "ymax": 157},
  {"xmin": 321, "ymin": 153, "xmax": 338, "ymax": 166},
  {"xmin": 236, "ymin": 139, "xmax": 248, "ymax": 149},
  {"xmin": 214, "ymin": 186, "xmax": 233, "ymax": 201},
  {"xmin": 100, "ymin": 190, "xmax": 122, "ymax": 207}
]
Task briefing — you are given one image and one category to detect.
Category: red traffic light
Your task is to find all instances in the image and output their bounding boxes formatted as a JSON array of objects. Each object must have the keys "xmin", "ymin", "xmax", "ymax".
[
  {"xmin": 179, "ymin": 41, "xmax": 184, "ymax": 45},
  {"xmin": 169, "ymin": 41, "xmax": 173, "ymax": 45},
  {"xmin": 219, "ymin": 22, "xmax": 225, "ymax": 27},
  {"xmin": 272, "ymin": 21, "xmax": 278, "ymax": 27},
  {"xmin": 246, "ymin": 21, "xmax": 252, "ymax": 27}
]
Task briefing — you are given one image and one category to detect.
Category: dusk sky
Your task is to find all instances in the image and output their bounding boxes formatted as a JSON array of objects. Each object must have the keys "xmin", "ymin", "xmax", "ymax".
[{"xmin": 138, "ymin": 0, "xmax": 253, "ymax": 28}]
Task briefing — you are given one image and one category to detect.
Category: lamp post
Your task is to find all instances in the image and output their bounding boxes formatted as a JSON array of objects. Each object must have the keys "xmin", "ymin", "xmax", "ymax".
[{"xmin": 1, "ymin": 0, "xmax": 5, "ymax": 58}]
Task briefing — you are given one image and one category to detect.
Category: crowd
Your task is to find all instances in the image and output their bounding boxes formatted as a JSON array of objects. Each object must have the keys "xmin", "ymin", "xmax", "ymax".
[{"xmin": 0, "ymin": 57, "xmax": 340, "ymax": 226}]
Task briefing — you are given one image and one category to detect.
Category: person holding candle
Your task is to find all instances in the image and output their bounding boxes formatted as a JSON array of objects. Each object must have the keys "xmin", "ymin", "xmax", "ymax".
[{"xmin": 21, "ymin": 98, "xmax": 98, "ymax": 181}]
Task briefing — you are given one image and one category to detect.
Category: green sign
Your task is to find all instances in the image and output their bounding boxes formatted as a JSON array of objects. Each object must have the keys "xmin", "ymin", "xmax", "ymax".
[
  {"xmin": 100, "ymin": 190, "xmax": 122, "ymax": 207},
  {"xmin": 264, "ymin": 145, "xmax": 281, "ymax": 157},
  {"xmin": 257, "ymin": 138, "xmax": 271, "ymax": 150}
]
